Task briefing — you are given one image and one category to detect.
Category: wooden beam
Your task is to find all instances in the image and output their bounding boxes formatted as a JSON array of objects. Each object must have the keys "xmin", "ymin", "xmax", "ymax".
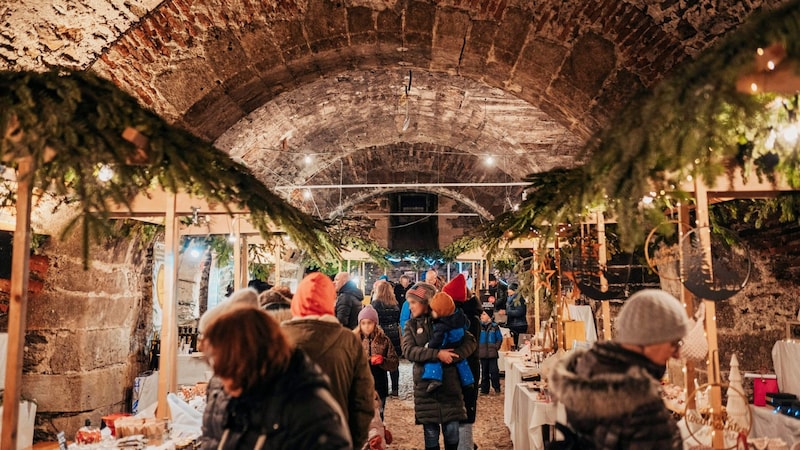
[
  {"xmin": 104, "ymin": 190, "xmax": 252, "ymax": 217},
  {"xmin": 679, "ymin": 167, "xmax": 797, "ymax": 197},
  {"xmin": 2, "ymin": 156, "xmax": 35, "ymax": 450}
]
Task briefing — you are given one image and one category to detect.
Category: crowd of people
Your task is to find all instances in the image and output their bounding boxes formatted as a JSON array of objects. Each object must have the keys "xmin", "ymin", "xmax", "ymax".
[{"xmin": 197, "ymin": 270, "xmax": 689, "ymax": 450}]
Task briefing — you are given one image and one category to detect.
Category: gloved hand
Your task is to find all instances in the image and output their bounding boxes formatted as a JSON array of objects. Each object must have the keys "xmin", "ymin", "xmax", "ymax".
[{"xmin": 370, "ymin": 354, "xmax": 384, "ymax": 365}]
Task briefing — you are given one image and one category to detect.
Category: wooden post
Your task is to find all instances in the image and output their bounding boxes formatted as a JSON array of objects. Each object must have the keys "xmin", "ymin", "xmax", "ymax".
[
  {"xmin": 597, "ymin": 211, "xmax": 612, "ymax": 340},
  {"xmin": 694, "ymin": 178, "xmax": 724, "ymax": 449},
  {"xmin": 554, "ymin": 235, "xmax": 563, "ymax": 350},
  {"xmin": 232, "ymin": 219, "xmax": 242, "ymax": 290},
  {"xmin": 156, "ymin": 193, "xmax": 179, "ymax": 420},
  {"xmin": 2, "ymin": 156, "xmax": 35, "ymax": 450},
  {"xmin": 533, "ymin": 244, "xmax": 541, "ymax": 337},
  {"xmin": 239, "ymin": 236, "xmax": 249, "ymax": 289},
  {"xmin": 678, "ymin": 203, "xmax": 697, "ymax": 404}
]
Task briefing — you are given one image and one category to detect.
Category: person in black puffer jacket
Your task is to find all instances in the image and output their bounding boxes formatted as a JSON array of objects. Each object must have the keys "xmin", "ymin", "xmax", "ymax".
[
  {"xmin": 335, "ymin": 272, "xmax": 364, "ymax": 329},
  {"xmin": 503, "ymin": 283, "xmax": 528, "ymax": 348},
  {"xmin": 402, "ymin": 282, "xmax": 477, "ymax": 450},
  {"xmin": 371, "ymin": 280, "xmax": 402, "ymax": 396},
  {"xmin": 547, "ymin": 289, "xmax": 689, "ymax": 450},
  {"xmin": 200, "ymin": 305, "xmax": 351, "ymax": 450},
  {"xmin": 443, "ymin": 274, "xmax": 482, "ymax": 450}
]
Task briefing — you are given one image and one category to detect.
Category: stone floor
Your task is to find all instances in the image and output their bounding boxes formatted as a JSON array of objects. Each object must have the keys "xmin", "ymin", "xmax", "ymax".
[{"xmin": 382, "ymin": 360, "xmax": 513, "ymax": 450}]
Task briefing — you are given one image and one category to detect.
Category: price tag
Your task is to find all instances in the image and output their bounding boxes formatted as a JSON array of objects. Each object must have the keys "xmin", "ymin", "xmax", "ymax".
[{"xmin": 57, "ymin": 431, "xmax": 67, "ymax": 450}]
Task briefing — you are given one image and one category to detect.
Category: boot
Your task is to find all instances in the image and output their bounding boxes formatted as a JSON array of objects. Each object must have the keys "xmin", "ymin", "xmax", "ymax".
[
  {"xmin": 425, "ymin": 447, "xmax": 440, "ymax": 450},
  {"xmin": 444, "ymin": 444, "xmax": 459, "ymax": 450},
  {"xmin": 457, "ymin": 424, "xmax": 473, "ymax": 450}
]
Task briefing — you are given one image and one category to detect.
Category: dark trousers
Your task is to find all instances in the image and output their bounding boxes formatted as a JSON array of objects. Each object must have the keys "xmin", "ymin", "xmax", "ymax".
[
  {"xmin": 479, "ymin": 357, "xmax": 500, "ymax": 393},
  {"xmin": 390, "ymin": 368, "xmax": 399, "ymax": 392}
]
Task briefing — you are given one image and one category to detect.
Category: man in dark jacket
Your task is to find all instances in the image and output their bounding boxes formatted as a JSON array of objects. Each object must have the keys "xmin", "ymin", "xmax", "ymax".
[
  {"xmin": 394, "ymin": 274, "xmax": 412, "ymax": 307},
  {"xmin": 548, "ymin": 289, "xmax": 689, "ymax": 450},
  {"xmin": 487, "ymin": 274, "xmax": 508, "ymax": 308},
  {"xmin": 334, "ymin": 271, "xmax": 364, "ymax": 329}
]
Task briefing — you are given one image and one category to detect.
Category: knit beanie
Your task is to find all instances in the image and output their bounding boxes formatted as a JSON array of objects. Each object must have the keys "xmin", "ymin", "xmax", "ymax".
[
  {"xmin": 614, "ymin": 289, "xmax": 689, "ymax": 346},
  {"xmin": 405, "ymin": 282, "xmax": 437, "ymax": 305},
  {"xmin": 199, "ymin": 288, "xmax": 259, "ymax": 334},
  {"xmin": 430, "ymin": 292, "xmax": 455, "ymax": 317},
  {"xmin": 358, "ymin": 305, "xmax": 379, "ymax": 324},
  {"xmin": 442, "ymin": 274, "xmax": 468, "ymax": 302},
  {"xmin": 291, "ymin": 272, "xmax": 336, "ymax": 317}
]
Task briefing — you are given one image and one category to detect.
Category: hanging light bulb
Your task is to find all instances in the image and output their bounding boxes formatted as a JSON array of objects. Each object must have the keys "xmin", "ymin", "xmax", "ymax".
[
  {"xmin": 484, "ymin": 155, "xmax": 495, "ymax": 166},
  {"xmin": 765, "ymin": 128, "xmax": 777, "ymax": 150},
  {"xmin": 303, "ymin": 189, "xmax": 313, "ymax": 200},
  {"xmin": 228, "ymin": 232, "xmax": 236, "ymax": 243},
  {"xmin": 97, "ymin": 164, "xmax": 114, "ymax": 182},
  {"xmin": 303, "ymin": 154, "xmax": 313, "ymax": 165}
]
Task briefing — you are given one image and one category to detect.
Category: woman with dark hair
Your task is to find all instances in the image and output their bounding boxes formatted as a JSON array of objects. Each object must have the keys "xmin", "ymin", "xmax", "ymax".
[
  {"xmin": 200, "ymin": 304, "xmax": 352, "ymax": 450},
  {"xmin": 371, "ymin": 280, "xmax": 402, "ymax": 396}
]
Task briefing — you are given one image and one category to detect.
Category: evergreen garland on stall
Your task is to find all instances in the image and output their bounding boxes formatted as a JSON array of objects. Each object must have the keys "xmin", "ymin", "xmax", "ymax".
[
  {"xmin": 482, "ymin": 0, "xmax": 800, "ymax": 253},
  {"xmin": 0, "ymin": 68, "xmax": 338, "ymax": 266}
]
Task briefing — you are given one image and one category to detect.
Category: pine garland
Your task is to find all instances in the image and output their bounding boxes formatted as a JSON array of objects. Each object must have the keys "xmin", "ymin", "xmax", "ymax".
[
  {"xmin": 483, "ymin": 0, "xmax": 800, "ymax": 253},
  {"xmin": 0, "ymin": 68, "xmax": 338, "ymax": 266}
]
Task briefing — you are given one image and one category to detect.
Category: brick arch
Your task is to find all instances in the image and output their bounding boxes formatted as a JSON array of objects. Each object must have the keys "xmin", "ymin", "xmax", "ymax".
[
  {"xmin": 283, "ymin": 142, "xmax": 523, "ymax": 218},
  {"xmin": 90, "ymin": 0, "xmax": 771, "ymax": 145},
  {"xmin": 215, "ymin": 69, "xmax": 584, "ymax": 184},
  {"xmin": 325, "ymin": 186, "xmax": 495, "ymax": 221}
]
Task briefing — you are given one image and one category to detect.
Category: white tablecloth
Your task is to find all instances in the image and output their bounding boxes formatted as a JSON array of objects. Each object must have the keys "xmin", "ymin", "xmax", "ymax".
[
  {"xmin": 750, "ymin": 405, "xmax": 800, "ymax": 446},
  {"xmin": 509, "ymin": 384, "xmax": 558, "ymax": 450},
  {"xmin": 772, "ymin": 340, "xmax": 800, "ymax": 396},
  {"xmin": 504, "ymin": 358, "xmax": 540, "ymax": 426},
  {"xmin": 499, "ymin": 351, "xmax": 523, "ymax": 374}
]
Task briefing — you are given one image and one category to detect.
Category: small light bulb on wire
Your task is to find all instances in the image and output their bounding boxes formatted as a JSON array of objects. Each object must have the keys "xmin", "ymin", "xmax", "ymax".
[
  {"xmin": 97, "ymin": 164, "xmax": 114, "ymax": 182},
  {"xmin": 303, "ymin": 189, "xmax": 313, "ymax": 200},
  {"xmin": 484, "ymin": 155, "xmax": 495, "ymax": 166},
  {"xmin": 303, "ymin": 155, "xmax": 313, "ymax": 165}
]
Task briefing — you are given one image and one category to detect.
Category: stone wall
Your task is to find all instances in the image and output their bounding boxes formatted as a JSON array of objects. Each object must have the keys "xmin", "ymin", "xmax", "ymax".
[{"xmin": 21, "ymin": 226, "xmax": 153, "ymax": 441}]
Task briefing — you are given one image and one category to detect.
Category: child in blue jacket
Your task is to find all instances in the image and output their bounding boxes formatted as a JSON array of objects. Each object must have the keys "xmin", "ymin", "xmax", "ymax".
[
  {"xmin": 478, "ymin": 308, "xmax": 503, "ymax": 394},
  {"xmin": 422, "ymin": 292, "xmax": 475, "ymax": 392}
]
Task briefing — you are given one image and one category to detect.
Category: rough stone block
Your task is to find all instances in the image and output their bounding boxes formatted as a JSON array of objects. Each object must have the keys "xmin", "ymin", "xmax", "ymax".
[
  {"xmin": 27, "ymin": 292, "xmax": 138, "ymax": 331},
  {"xmin": 23, "ymin": 365, "xmax": 129, "ymax": 413}
]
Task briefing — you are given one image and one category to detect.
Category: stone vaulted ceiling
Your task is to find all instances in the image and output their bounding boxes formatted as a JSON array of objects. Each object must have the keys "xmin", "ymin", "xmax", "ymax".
[{"xmin": 0, "ymin": 0, "xmax": 791, "ymax": 223}]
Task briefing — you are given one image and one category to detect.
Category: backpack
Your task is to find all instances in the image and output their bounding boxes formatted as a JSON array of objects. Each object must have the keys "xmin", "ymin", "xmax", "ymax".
[{"xmin": 545, "ymin": 423, "xmax": 596, "ymax": 450}]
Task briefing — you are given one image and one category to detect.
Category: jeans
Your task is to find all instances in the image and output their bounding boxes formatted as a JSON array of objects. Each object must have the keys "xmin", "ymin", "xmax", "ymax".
[{"xmin": 423, "ymin": 421, "xmax": 459, "ymax": 448}]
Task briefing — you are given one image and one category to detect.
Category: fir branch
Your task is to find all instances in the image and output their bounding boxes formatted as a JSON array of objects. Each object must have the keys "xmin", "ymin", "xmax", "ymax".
[{"xmin": 0, "ymin": 68, "xmax": 338, "ymax": 265}]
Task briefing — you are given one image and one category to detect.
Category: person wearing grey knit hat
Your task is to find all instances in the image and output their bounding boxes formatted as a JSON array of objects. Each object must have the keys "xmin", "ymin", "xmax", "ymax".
[
  {"xmin": 615, "ymin": 289, "xmax": 689, "ymax": 363},
  {"xmin": 547, "ymin": 289, "xmax": 688, "ymax": 449},
  {"xmin": 402, "ymin": 282, "xmax": 477, "ymax": 450}
]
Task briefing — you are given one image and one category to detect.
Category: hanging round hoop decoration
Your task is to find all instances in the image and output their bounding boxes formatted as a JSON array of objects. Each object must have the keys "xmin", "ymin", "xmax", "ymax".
[
  {"xmin": 679, "ymin": 226, "xmax": 751, "ymax": 301},
  {"xmin": 563, "ymin": 236, "xmax": 625, "ymax": 300},
  {"xmin": 684, "ymin": 382, "xmax": 752, "ymax": 450},
  {"xmin": 645, "ymin": 220, "xmax": 694, "ymax": 281}
]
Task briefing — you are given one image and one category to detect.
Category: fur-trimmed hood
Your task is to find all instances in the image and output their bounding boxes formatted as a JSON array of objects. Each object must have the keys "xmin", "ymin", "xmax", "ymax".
[{"xmin": 549, "ymin": 342, "xmax": 665, "ymax": 421}]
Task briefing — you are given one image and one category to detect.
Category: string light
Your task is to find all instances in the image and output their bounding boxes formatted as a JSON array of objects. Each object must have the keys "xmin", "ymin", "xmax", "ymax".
[
  {"xmin": 97, "ymin": 164, "xmax": 114, "ymax": 182},
  {"xmin": 484, "ymin": 155, "xmax": 495, "ymax": 166},
  {"xmin": 303, "ymin": 155, "xmax": 313, "ymax": 165}
]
